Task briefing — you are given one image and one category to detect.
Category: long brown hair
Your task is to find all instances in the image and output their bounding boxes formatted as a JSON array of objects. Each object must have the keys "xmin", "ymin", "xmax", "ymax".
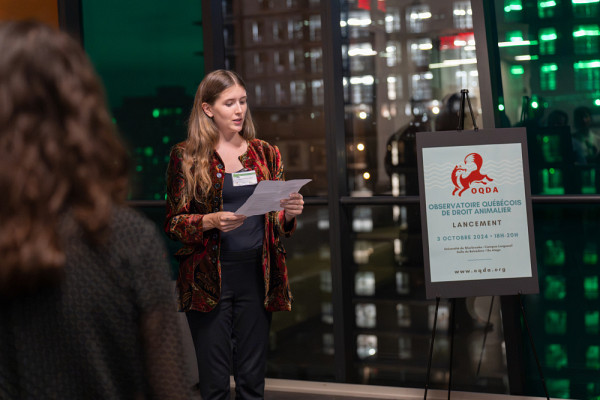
[
  {"xmin": 180, "ymin": 69, "xmax": 256, "ymax": 207},
  {"xmin": 0, "ymin": 21, "xmax": 129, "ymax": 295}
]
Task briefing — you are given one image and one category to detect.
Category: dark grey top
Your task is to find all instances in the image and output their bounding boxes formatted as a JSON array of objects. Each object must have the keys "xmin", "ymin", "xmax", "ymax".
[
  {"xmin": 0, "ymin": 206, "xmax": 195, "ymax": 400},
  {"xmin": 220, "ymin": 172, "xmax": 264, "ymax": 252}
]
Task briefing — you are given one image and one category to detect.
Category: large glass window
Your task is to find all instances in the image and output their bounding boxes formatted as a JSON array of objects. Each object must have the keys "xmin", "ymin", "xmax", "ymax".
[
  {"xmin": 494, "ymin": 0, "xmax": 600, "ymax": 195},
  {"xmin": 342, "ymin": 0, "xmax": 482, "ymax": 197},
  {"xmin": 223, "ymin": 0, "xmax": 328, "ymax": 197},
  {"xmin": 82, "ymin": 0, "xmax": 204, "ymax": 201},
  {"xmin": 524, "ymin": 204, "xmax": 600, "ymax": 400},
  {"xmin": 347, "ymin": 204, "xmax": 508, "ymax": 391}
]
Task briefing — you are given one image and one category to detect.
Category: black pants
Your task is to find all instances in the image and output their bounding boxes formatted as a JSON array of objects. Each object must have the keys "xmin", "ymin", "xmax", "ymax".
[{"xmin": 186, "ymin": 248, "xmax": 271, "ymax": 400}]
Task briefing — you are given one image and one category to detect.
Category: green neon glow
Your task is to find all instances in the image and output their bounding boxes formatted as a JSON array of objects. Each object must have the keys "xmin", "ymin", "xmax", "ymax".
[
  {"xmin": 504, "ymin": 0, "xmax": 524, "ymax": 12},
  {"xmin": 573, "ymin": 26, "xmax": 600, "ymax": 37},
  {"xmin": 546, "ymin": 344, "xmax": 568, "ymax": 369},
  {"xmin": 545, "ymin": 311, "xmax": 567, "ymax": 334},
  {"xmin": 510, "ymin": 65, "xmax": 525, "ymax": 75},
  {"xmin": 586, "ymin": 346, "xmax": 600, "ymax": 369},
  {"xmin": 498, "ymin": 104, "xmax": 505, "ymax": 111},
  {"xmin": 574, "ymin": 60, "xmax": 600, "ymax": 69},
  {"xmin": 572, "ymin": 0, "xmax": 600, "ymax": 4},
  {"xmin": 507, "ymin": 31, "xmax": 524, "ymax": 41},
  {"xmin": 585, "ymin": 311, "xmax": 599, "ymax": 334},
  {"xmin": 540, "ymin": 0, "xmax": 557, "ymax": 6},
  {"xmin": 532, "ymin": 101, "xmax": 539, "ymax": 108},
  {"xmin": 585, "ymin": 276, "xmax": 599, "ymax": 299},
  {"xmin": 542, "ymin": 63, "xmax": 558, "ymax": 72},
  {"xmin": 540, "ymin": 29, "xmax": 558, "ymax": 41},
  {"xmin": 595, "ymin": 99, "xmax": 600, "ymax": 106},
  {"xmin": 152, "ymin": 108, "xmax": 160, "ymax": 118}
]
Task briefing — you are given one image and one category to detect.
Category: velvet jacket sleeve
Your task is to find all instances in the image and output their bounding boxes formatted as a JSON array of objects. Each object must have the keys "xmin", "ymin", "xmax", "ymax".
[
  {"xmin": 268, "ymin": 143, "xmax": 297, "ymax": 238},
  {"xmin": 164, "ymin": 144, "xmax": 207, "ymax": 246}
]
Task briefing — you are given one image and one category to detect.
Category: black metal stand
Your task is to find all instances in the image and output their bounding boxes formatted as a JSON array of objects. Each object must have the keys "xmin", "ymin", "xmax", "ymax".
[
  {"xmin": 476, "ymin": 296, "xmax": 495, "ymax": 377},
  {"xmin": 518, "ymin": 293, "xmax": 550, "ymax": 400},
  {"xmin": 457, "ymin": 89, "xmax": 479, "ymax": 132},
  {"xmin": 447, "ymin": 298, "xmax": 456, "ymax": 400},
  {"xmin": 424, "ymin": 297, "xmax": 440, "ymax": 400}
]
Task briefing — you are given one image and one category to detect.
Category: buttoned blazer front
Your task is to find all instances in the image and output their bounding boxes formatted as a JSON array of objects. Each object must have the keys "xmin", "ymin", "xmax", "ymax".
[{"xmin": 165, "ymin": 138, "xmax": 296, "ymax": 313}]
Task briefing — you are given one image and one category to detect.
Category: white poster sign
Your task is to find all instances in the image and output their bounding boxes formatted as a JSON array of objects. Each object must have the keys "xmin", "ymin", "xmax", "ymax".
[{"xmin": 417, "ymin": 128, "xmax": 538, "ymax": 299}]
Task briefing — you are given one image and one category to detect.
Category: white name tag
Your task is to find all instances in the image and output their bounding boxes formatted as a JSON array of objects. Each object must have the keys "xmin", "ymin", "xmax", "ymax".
[{"xmin": 232, "ymin": 170, "xmax": 258, "ymax": 186}]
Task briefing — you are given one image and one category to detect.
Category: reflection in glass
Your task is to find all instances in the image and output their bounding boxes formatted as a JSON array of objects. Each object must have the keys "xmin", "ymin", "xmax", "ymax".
[
  {"xmin": 223, "ymin": 1, "xmax": 327, "ymax": 195},
  {"xmin": 357, "ymin": 334, "xmax": 378, "ymax": 360},
  {"xmin": 342, "ymin": 0, "xmax": 481, "ymax": 195},
  {"xmin": 398, "ymin": 336, "xmax": 412, "ymax": 359},
  {"xmin": 348, "ymin": 204, "xmax": 507, "ymax": 391},
  {"xmin": 396, "ymin": 303, "xmax": 411, "ymax": 327},
  {"xmin": 428, "ymin": 304, "xmax": 450, "ymax": 331},
  {"xmin": 356, "ymin": 303, "xmax": 377, "ymax": 328},
  {"xmin": 355, "ymin": 271, "xmax": 376, "ymax": 295},
  {"xmin": 494, "ymin": 0, "xmax": 600, "ymax": 195}
]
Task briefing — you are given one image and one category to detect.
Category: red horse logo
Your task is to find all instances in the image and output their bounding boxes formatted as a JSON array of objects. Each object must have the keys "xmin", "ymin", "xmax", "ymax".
[{"xmin": 451, "ymin": 153, "xmax": 493, "ymax": 196}]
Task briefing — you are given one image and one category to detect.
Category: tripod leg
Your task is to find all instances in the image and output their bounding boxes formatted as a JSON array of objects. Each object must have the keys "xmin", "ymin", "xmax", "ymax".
[
  {"xmin": 424, "ymin": 297, "xmax": 441, "ymax": 400},
  {"xmin": 476, "ymin": 296, "xmax": 495, "ymax": 377},
  {"xmin": 448, "ymin": 298, "xmax": 456, "ymax": 400},
  {"xmin": 518, "ymin": 293, "xmax": 550, "ymax": 400}
]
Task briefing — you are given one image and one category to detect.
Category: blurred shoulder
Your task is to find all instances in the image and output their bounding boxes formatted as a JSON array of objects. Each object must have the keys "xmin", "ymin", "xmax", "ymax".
[{"xmin": 110, "ymin": 206, "xmax": 162, "ymax": 246}]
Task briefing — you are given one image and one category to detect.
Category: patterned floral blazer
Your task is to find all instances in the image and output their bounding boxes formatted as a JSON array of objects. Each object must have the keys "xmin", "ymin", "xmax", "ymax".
[{"xmin": 165, "ymin": 138, "xmax": 296, "ymax": 313}]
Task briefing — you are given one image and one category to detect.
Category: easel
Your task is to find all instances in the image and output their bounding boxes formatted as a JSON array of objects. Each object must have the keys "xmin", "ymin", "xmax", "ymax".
[{"xmin": 422, "ymin": 89, "xmax": 550, "ymax": 400}]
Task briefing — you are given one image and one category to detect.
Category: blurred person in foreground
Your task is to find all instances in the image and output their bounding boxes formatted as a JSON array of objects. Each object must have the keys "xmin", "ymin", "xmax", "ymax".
[{"xmin": 0, "ymin": 20, "xmax": 194, "ymax": 399}]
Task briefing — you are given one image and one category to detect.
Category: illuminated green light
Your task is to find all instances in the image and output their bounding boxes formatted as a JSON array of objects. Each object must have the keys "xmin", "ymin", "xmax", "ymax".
[
  {"xmin": 152, "ymin": 108, "xmax": 160, "ymax": 118},
  {"xmin": 162, "ymin": 136, "xmax": 170, "ymax": 144},
  {"xmin": 540, "ymin": 0, "xmax": 557, "ymax": 6},
  {"xmin": 549, "ymin": 167, "xmax": 555, "ymax": 174},
  {"xmin": 540, "ymin": 32, "xmax": 558, "ymax": 41},
  {"xmin": 545, "ymin": 344, "xmax": 568, "ymax": 369},
  {"xmin": 572, "ymin": 0, "xmax": 600, "ymax": 4},
  {"xmin": 586, "ymin": 346, "xmax": 600, "ymax": 369},
  {"xmin": 584, "ymin": 276, "xmax": 599, "ymax": 299},
  {"xmin": 176, "ymin": 107, "xmax": 183, "ymax": 114},
  {"xmin": 542, "ymin": 63, "xmax": 558, "ymax": 72},
  {"xmin": 545, "ymin": 275, "xmax": 566, "ymax": 298},
  {"xmin": 543, "ymin": 136, "xmax": 550, "ymax": 143},
  {"xmin": 498, "ymin": 104, "xmax": 505, "ymax": 111},
  {"xmin": 511, "ymin": 65, "xmax": 525, "ymax": 75},
  {"xmin": 585, "ymin": 311, "xmax": 600, "ymax": 334},
  {"xmin": 545, "ymin": 311, "xmax": 567, "ymax": 334},
  {"xmin": 144, "ymin": 147, "xmax": 153, "ymax": 157},
  {"xmin": 574, "ymin": 60, "xmax": 600, "ymax": 69},
  {"xmin": 532, "ymin": 101, "xmax": 539, "ymax": 108},
  {"xmin": 136, "ymin": 165, "xmax": 143, "ymax": 172},
  {"xmin": 505, "ymin": 5, "xmax": 523, "ymax": 11},
  {"xmin": 573, "ymin": 25, "xmax": 600, "ymax": 37},
  {"xmin": 507, "ymin": 31, "xmax": 524, "ymax": 42},
  {"xmin": 164, "ymin": 193, "xmax": 168, "ymax": 200},
  {"xmin": 595, "ymin": 99, "xmax": 600, "ymax": 106}
]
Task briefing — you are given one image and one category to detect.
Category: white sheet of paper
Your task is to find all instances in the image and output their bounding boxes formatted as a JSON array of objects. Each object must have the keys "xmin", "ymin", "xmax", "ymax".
[{"xmin": 234, "ymin": 179, "xmax": 311, "ymax": 217}]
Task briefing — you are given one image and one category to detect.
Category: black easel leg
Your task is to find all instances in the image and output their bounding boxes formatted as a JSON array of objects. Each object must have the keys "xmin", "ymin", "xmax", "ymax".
[
  {"xmin": 518, "ymin": 293, "xmax": 550, "ymax": 400},
  {"xmin": 424, "ymin": 297, "xmax": 441, "ymax": 400},
  {"xmin": 476, "ymin": 296, "xmax": 495, "ymax": 376},
  {"xmin": 447, "ymin": 298, "xmax": 456, "ymax": 400}
]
